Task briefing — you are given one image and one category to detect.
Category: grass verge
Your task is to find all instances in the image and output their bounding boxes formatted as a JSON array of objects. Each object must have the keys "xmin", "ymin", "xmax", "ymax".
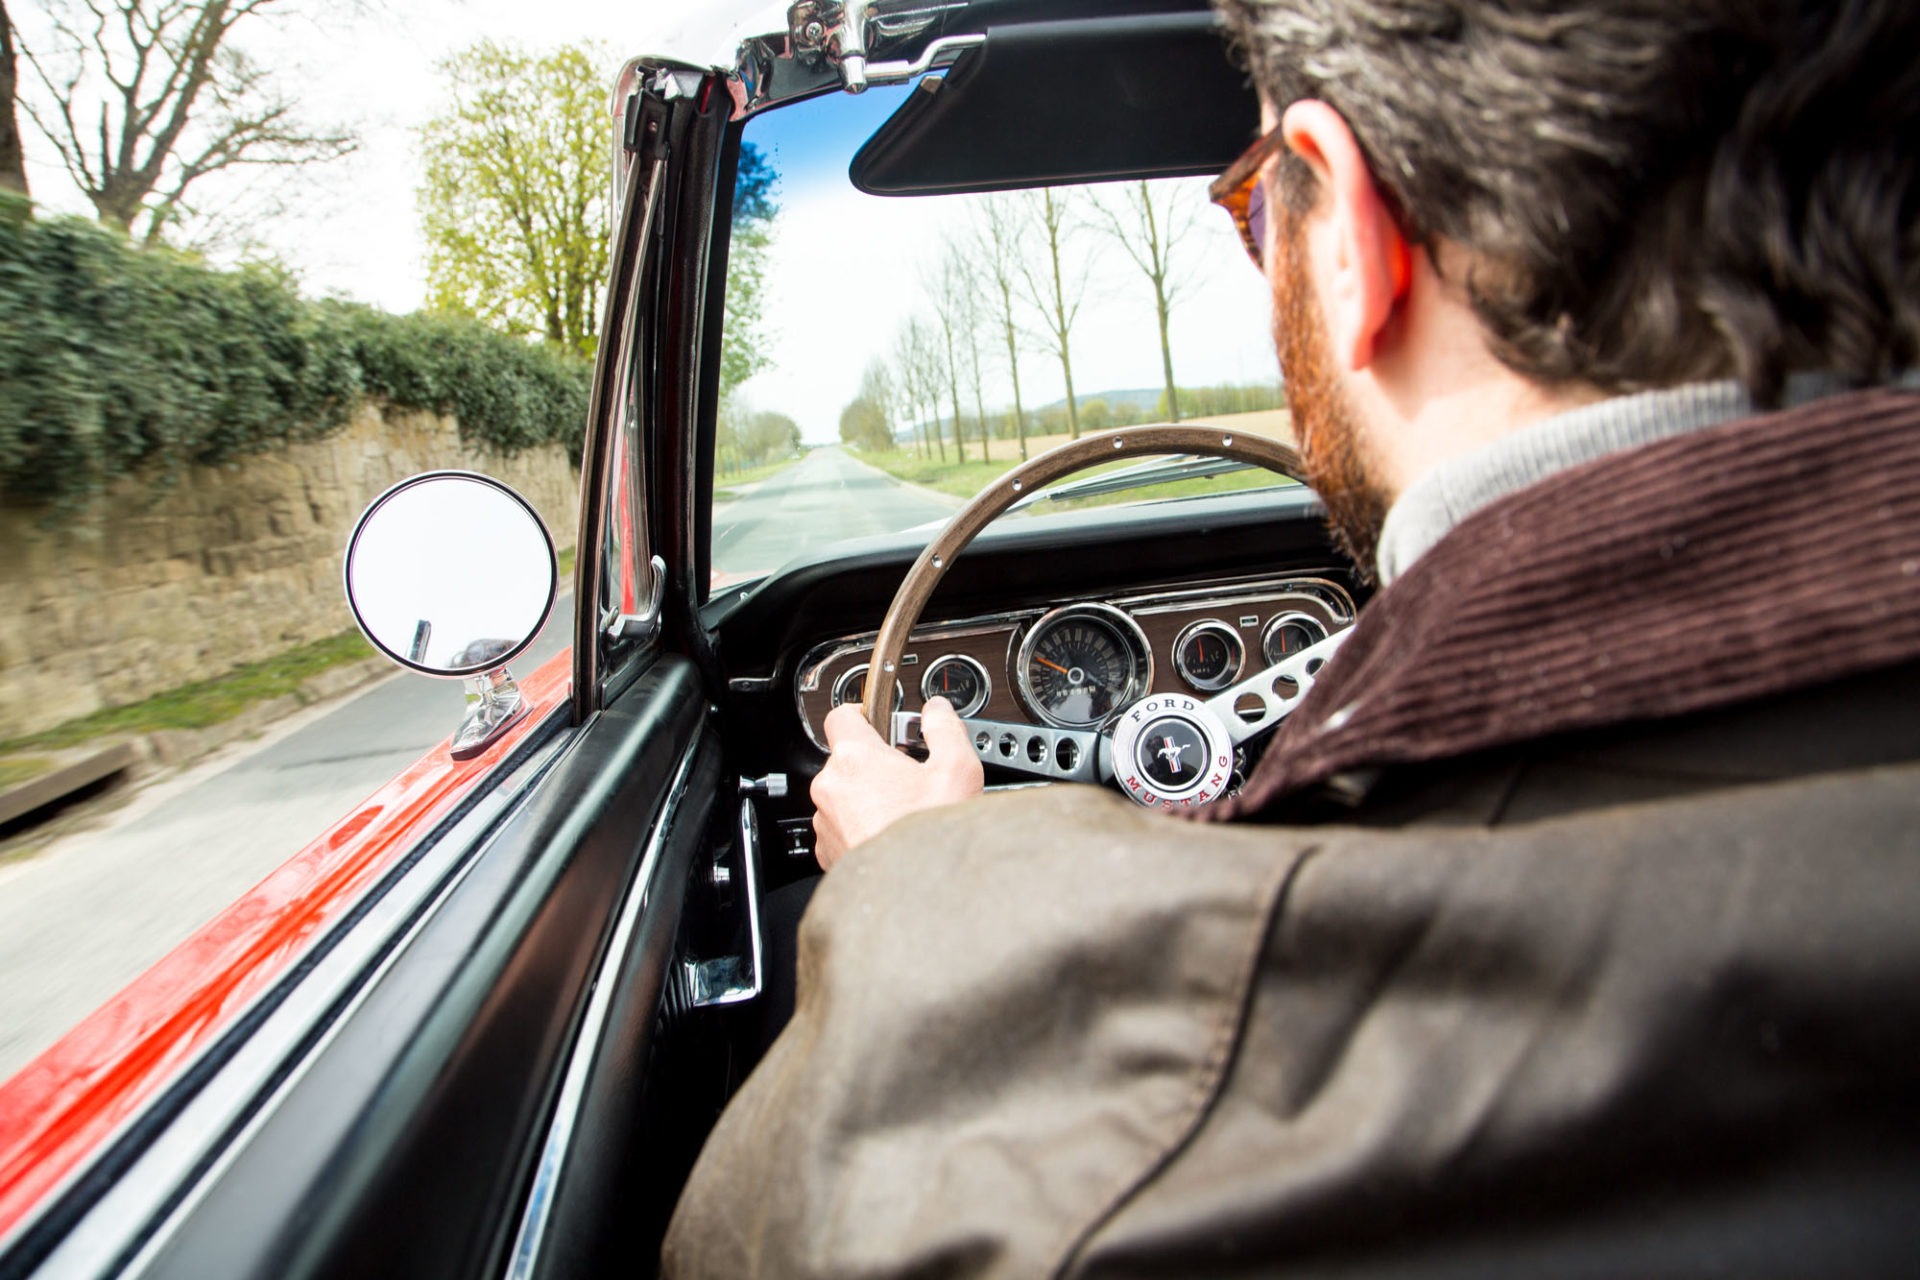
[
  {"xmin": 0, "ymin": 630, "xmax": 379, "ymax": 755},
  {"xmin": 856, "ymin": 447, "xmax": 1296, "ymax": 508},
  {"xmin": 0, "ymin": 757, "xmax": 55, "ymax": 789},
  {"xmin": 713, "ymin": 456, "xmax": 802, "ymax": 501}
]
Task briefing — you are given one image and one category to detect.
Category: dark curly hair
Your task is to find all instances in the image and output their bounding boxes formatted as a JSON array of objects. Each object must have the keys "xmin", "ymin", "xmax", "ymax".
[{"xmin": 1215, "ymin": 0, "xmax": 1920, "ymax": 405}]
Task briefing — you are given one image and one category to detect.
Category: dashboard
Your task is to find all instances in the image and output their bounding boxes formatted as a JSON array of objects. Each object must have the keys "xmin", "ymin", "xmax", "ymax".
[
  {"xmin": 793, "ymin": 574, "xmax": 1356, "ymax": 750},
  {"xmin": 704, "ymin": 485, "xmax": 1364, "ymax": 873}
]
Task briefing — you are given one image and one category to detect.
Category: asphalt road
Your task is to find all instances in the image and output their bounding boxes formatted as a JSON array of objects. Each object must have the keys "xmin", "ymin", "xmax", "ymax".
[
  {"xmin": 712, "ymin": 446, "xmax": 959, "ymax": 581},
  {"xmin": 0, "ymin": 450, "xmax": 947, "ymax": 1081},
  {"xmin": 0, "ymin": 598, "xmax": 573, "ymax": 1083}
]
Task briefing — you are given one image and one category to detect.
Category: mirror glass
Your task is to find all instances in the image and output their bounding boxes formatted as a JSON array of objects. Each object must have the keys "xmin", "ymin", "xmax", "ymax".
[{"xmin": 344, "ymin": 472, "xmax": 557, "ymax": 677}]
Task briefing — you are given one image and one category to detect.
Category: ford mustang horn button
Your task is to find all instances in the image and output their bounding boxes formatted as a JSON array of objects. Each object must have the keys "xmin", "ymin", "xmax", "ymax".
[{"xmin": 1108, "ymin": 695, "xmax": 1235, "ymax": 808}]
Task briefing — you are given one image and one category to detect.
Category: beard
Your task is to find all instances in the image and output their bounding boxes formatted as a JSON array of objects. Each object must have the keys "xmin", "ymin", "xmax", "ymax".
[{"xmin": 1272, "ymin": 220, "xmax": 1391, "ymax": 585}]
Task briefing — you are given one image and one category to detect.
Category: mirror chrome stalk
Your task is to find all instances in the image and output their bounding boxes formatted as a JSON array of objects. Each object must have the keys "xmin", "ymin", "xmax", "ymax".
[{"xmin": 451, "ymin": 668, "xmax": 532, "ymax": 761}]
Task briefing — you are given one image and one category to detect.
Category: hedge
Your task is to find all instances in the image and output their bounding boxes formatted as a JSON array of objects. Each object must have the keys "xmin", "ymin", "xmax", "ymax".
[{"xmin": 0, "ymin": 198, "xmax": 590, "ymax": 510}]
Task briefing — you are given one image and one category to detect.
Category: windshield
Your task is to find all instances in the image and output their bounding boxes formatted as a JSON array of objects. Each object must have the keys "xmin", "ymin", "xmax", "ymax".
[{"xmin": 708, "ymin": 84, "xmax": 1293, "ymax": 590}]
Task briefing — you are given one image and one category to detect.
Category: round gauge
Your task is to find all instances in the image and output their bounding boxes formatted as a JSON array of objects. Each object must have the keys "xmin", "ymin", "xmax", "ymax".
[
  {"xmin": 1016, "ymin": 603, "xmax": 1152, "ymax": 729},
  {"xmin": 1261, "ymin": 612, "xmax": 1329, "ymax": 666},
  {"xmin": 1173, "ymin": 620, "xmax": 1246, "ymax": 692},
  {"xmin": 830, "ymin": 663, "xmax": 903, "ymax": 712},
  {"xmin": 921, "ymin": 654, "xmax": 991, "ymax": 717}
]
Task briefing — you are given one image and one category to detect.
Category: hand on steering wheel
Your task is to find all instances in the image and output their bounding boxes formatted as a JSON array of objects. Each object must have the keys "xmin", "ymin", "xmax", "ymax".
[{"xmin": 863, "ymin": 425, "xmax": 1351, "ymax": 811}]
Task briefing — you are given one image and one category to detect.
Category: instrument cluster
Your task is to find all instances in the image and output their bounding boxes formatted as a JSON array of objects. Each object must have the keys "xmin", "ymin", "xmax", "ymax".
[{"xmin": 795, "ymin": 575, "xmax": 1356, "ymax": 751}]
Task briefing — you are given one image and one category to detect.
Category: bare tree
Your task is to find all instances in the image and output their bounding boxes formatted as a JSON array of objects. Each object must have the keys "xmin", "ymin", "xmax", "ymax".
[
  {"xmin": 1, "ymin": 2, "xmax": 28, "ymax": 196},
  {"xmin": 956, "ymin": 254, "xmax": 991, "ymax": 462},
  {"xmin": 923, "ymin": 251, "xmax": 972, "ymax": 463},
  {"xmin": 909, "ymin": 315, "xmax": 947, "ymax": 461},
  {"xmin": 1090, "ymin": 180, "xmax": 1201, "ymax": 421},
  {"xmin": 21, "ymin": 0, "xmax": 355, "ymax": 244},
  {"xmin": 1015, "ymin": 188, "xmax": 1091, "ymax": 439},
  {"xmin": 892, "ymin": 316, "xmax": 946, "ymax": 460},
  {"xmin": 975, "ymin": 195, "xmax": 1030, "ymax": 460}
]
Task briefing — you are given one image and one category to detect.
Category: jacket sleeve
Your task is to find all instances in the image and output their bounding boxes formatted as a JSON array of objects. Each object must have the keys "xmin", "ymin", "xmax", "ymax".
[{"xmin": 661, "ymin": 786, "xmax": 1308, "ymax": 1280}]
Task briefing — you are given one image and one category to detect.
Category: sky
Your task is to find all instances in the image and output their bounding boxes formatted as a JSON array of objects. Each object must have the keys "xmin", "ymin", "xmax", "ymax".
[
  {"xmin": 12, "ymin": 0, "xmax": 661, "ymax": 308},
  {"xmin": 735, "ymin": 87, "xmax": 1279, "ymax": 443},
  {"xmin": 11, "ymin": 0, "xmax": 1281, "ymax": 444}
]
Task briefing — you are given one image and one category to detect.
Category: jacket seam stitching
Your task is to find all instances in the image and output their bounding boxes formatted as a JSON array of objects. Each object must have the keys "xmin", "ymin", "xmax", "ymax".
[{"xmin": 1046, "ymin": 842, "xmax": 1322, "ymax": 1279}]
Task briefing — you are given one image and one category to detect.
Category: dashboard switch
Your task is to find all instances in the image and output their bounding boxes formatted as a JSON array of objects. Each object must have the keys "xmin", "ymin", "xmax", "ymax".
[
  {"xmin": 738, "ymin": 773, "xmax": 789, "ymax": 798},
  {"xmin": 777, "ymin": 818, "xmax": 815, "ymax": 860}
]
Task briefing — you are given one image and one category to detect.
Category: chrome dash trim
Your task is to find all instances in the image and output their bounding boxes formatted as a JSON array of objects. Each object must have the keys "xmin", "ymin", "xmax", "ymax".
[
  {"xmin": 795, "ymin": 620, "xmax": 1020, "ymax": 751},
  {"xmin": 502, "ymin": 739, "xmax": 701, "ymax": 1280},
  {"xmin": 792, "ymin": 574, "xmax": 1358, "ymax": 751}
]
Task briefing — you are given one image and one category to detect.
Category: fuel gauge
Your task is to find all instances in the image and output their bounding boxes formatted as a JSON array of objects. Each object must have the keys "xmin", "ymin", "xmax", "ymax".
[
  {"xmin": 831, "ymin": 663, "xmax": 903, "ymax": 713},
  {"xmin": 1261, "ymin": 612, "xmax": 1328, "ymax": 666},
  {"xmin": 1173, "ymin": 619, "xmax": 1245, "ymax": 692}
]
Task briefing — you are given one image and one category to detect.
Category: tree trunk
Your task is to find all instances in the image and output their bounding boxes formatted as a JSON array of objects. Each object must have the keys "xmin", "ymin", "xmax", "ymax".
[
  {"xmin": 0, "ymin": 2, "xmax": 27, "ymax": 199},
  {"xmin": 1043, "ymin": 204, "xmax": 1081, "ymax": 439},
  {"xmin": 1156, "ymin": 292, "xmax": 1180, "ymax": 422},
  {"xmin": 947, "ymin": 381, "xmax": 965, "ymax": 463},
  {"xmin": 1002, "ymin": 319, "xmax": 1029, "ymax": 461},
  {"xmin": 967, "ymin": 363, "xmax": 990, "ymax": 463}
]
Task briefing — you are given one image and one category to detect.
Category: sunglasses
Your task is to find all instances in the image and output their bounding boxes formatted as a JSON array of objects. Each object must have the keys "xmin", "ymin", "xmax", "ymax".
[{"xmin": 1208, "ymin": 124, "xmax": 1288, "ymax": 269}]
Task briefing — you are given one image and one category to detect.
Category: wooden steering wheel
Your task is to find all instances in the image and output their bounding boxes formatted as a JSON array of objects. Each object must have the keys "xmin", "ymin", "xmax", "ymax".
[{"xmin": 861, "ymin": 424, "xmax": 1353, "ymax": 810}]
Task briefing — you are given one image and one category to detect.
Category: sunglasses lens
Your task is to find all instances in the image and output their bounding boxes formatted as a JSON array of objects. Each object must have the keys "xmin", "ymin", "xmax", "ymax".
[{"xmin": 1246, "ymin": 181, "xmax": 1268, "ymax": 262}]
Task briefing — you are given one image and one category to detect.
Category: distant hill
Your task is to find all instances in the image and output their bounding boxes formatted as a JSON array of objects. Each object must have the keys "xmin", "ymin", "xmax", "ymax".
[{"xmin": 1032, "ymin": 388, "xmax": 1165, "ymax": 414}]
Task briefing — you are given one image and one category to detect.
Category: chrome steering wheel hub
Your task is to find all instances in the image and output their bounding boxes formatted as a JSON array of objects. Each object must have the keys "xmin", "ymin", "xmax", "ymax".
[{"xmin": 1107, "ymin": 694, "xmax": 1236, "ymax": 809}]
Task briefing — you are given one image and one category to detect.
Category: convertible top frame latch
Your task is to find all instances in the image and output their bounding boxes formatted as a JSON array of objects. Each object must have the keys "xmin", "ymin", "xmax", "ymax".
[{"xmin": 788, "ymin": 0, "xmax": 982, "ymax": 93}]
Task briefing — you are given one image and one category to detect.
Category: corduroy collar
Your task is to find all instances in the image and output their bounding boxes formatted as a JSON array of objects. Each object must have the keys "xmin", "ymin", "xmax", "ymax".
[{"xmin": 1210, "ymin": 387, "xmax": 1920, "ymax": 822}]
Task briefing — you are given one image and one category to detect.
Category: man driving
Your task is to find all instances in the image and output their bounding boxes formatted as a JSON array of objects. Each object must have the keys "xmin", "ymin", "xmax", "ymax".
[{"xmin": 667, "ymin": 0, "xmax": 1920, "ymax": 1273}]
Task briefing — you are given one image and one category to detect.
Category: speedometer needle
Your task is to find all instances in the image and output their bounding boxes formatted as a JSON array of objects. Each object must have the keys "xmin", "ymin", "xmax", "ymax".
[{"xmin": 1034, "ymin": 656, "xmax": 1071, "ymax": 676}]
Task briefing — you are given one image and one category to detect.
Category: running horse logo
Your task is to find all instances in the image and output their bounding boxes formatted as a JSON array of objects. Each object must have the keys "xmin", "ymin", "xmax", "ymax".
[{"xmin": 1155, "ymin": 736, "xmax": 1187, "ymax": 775}]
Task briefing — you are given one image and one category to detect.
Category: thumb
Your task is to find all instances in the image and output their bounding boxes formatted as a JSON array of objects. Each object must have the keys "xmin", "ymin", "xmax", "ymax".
[
  {"xmin": 823, "ymin": 701, "xmax": 882, "ymax": 752},
  {"xmin": 919, "ymin": 696, "xmax": 977, "ymax": 761}
]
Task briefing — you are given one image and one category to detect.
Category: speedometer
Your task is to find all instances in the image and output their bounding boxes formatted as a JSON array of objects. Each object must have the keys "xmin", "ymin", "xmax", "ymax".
[{"xmin": 1016, "ymin": 604, "xmax": 1152, "ymax": 728}]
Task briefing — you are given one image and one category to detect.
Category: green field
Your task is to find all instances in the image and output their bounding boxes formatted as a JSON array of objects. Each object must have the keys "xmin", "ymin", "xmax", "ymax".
[{"xmin": 857, "ymin": 447, "xmax": 1296, "ymax": 509}]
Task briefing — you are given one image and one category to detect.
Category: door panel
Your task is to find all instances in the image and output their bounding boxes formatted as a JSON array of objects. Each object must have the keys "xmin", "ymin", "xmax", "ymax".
[{"xmin": 125, "ymin": 657, "xmax": 712, "ymax": 1280}]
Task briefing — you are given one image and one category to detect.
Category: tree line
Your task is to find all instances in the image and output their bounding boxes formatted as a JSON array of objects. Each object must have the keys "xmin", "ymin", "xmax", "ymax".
[
  {"xmin": 1, "ymin": 3, "xmax": 630, "ymax": 362},
  {"xmin": 839, "ymin": 183, "xmax": 1267, "ymax": 462}
]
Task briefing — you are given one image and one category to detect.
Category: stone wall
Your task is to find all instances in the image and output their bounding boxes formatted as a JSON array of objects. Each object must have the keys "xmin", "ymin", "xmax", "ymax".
[{"xmin": 0, "ymin": 403, "xmax": 580, "ymax": 742}]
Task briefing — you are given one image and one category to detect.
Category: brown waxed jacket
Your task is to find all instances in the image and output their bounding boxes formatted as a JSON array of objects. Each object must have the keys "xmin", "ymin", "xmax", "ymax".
[{"xmin": 663, "ymin": 391, "xmax": 1920, "ymax": 1278}]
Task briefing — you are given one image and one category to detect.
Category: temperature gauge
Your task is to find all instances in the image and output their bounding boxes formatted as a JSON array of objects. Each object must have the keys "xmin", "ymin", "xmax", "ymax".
[
  {"xmin": 920, "ymin": 654, "xmax": 991, "ymax": 717},
  {"xmin": 1172, "ymin": 620, "xmax": 1245, "ymax": 692}
]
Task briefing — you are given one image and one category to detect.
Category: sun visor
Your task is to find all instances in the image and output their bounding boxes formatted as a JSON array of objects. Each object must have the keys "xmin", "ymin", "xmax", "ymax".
[{"xmin": 849, "ymin": 12, "xmax": 1257, "ymax": 196}]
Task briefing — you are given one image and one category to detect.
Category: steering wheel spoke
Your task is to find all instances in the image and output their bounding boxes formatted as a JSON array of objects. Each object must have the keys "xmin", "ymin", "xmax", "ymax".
[
  {"xmin": 1206, "ymin": 628, "xmax": 1352, "ymax": 745},
  {"xmin": 893, "ymin": 711, "xmax": 1103, "ymax": 784}
]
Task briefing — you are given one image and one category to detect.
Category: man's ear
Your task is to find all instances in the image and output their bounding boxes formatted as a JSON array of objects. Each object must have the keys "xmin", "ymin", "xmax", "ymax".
[{"xmin": 1279, "ymin": 100, "xmax": 1411, "ymax": 372}]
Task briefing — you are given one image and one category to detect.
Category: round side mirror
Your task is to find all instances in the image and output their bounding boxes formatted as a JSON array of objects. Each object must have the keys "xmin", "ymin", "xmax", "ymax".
[{"xmin": 344, "ymin": 471, "xmax": 558, "ymax": 678}]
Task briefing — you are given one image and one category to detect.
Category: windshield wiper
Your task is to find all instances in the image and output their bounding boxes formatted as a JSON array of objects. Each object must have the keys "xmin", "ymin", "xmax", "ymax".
[{"xmin": 1008, "ymin": 453, "xmax": 1279, "ymax": 510}]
